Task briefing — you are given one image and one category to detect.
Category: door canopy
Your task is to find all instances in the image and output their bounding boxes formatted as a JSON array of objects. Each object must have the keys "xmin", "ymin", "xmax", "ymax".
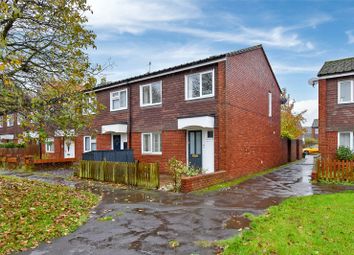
[
  {"xmin": 101, "ymin": 124, "xmax": 128, "ymax": 134},
  {"xmin": 177, "ymin": 116, "xmax": 214, "ymax": 130}
]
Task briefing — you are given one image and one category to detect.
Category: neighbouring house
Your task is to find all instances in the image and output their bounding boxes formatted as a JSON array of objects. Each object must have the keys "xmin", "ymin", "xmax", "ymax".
[
  {"xmin": 0, "ymin": 45, "xmax": 293, "ymax": 179},
  {"xmin": 317, "ymin": 56, "xmax": 354, "ymax": 159},
  {"xmin": 311, "ymin": 119, "xmax": 318, "ymax": 139}
]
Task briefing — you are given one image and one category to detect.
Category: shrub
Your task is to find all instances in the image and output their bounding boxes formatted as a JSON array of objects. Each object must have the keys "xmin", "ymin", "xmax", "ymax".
[
  {"xmin": 336, "ymin": 146, "xmax": 353, "ymax": 160},
  {"xmin": 168, "ymin": 157, "xmax": 205, "ymax": 192},
  {"xmin": 0, "ymin": 142, "xmax": 26, "ymax": 148},
  {"xmin": 304, "ymin": 137, "xmax": 318, "ymax": 147}
]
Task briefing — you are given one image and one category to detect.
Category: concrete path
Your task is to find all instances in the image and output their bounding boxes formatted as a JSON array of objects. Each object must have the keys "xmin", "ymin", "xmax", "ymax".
[{"xmin": 3, "ymin": 156, "xmax": 353, "ymax": 255}]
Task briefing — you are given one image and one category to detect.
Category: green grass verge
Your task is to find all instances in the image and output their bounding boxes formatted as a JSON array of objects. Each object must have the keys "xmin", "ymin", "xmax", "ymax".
[
  {"xmin": 220, "ymin": 192, "xmax": 354, "ymax": 255},
  {"xmin": 0, "ymin": 176, "xmax": 99, "ymax": 255},
  {"xmin": 194, "ymin": 162, "xmax": 296, "ymax": 194}
]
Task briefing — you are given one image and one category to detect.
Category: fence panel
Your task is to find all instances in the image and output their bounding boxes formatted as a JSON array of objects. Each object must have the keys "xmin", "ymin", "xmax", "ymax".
[
  {"xmin": 0, "ymin": 144, "xmax": 39, "ymax": 157},
  {"xmin": 316, "ymin": 158, "xmax": 354, "ymax": 182},
  {"xmin": 82, "ymin": 150, "xmax": 134, "ymax": 162},
  {"xmin": 78, "ymin": 160, "xmax": 159, "ymax": 189}
]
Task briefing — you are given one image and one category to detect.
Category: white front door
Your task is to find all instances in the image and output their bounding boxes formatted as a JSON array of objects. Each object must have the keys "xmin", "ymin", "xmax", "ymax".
[{"xmin": 64, "ymin": 139, "xmax": 75, "ymax": 158}]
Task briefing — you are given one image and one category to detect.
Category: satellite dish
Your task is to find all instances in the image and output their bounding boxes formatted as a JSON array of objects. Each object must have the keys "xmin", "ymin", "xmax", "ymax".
[{"xmin": 308, "ymin": 77, "xmax": 318, "ymax": 87}]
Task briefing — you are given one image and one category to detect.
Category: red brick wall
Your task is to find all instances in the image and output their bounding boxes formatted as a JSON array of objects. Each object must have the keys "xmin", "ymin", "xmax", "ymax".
[
  {"xmin": 319, "ymin": 76, "xmax": 354, "ymax": 159},
  {"xmin": 181, "ymin": 171, "xmax": 227, "ymax": 192},
  {"xmin": 131, "ymin": 130, "xmax": 186, "ymax": 172},
  {"xmin": 222, "ymin": 48, "xmax": 286, "ymax": 179}
]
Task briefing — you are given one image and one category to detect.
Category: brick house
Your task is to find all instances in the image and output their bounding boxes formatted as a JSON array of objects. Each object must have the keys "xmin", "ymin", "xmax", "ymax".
[
  {"xmin": 311, "ymin": 119, "xmax": 319, "ymax": 139},
  {"xmin": 318, "ymin": 56, "xmax": 354, "ymax": 159},
  {"xmin": 0, "ymin": 45, "xmax": 289, "ymax": 178}
]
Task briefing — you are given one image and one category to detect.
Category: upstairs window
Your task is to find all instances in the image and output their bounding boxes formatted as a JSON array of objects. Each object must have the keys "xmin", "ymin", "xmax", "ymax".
[
  {"xmin": 7, "ymin": 114, "xmax": 14, "ymax": 127},
  {"xmin": 0, "ymin": 116, "xmax": 3, "ymax": 128},
  {"xmin": 45, "ymin": 138, "xmax": 55, "ymax": 153},
  {"xmin": 338, "ymin": 80, "xmax": 354, "ymax": 104},
  {"xmin": 110, "ymin": 89, "xmax": 128, "ymax": 111},
  {"xmin": 140, "ymin": 82, "xmax": 162, "ymax": 107},
  {"xmin": 142, "ymin": 132, "xmax": 162, "ymax": 154},
  {"xmin": 83, "ymin": 94, "xmax": 96, "ymax": 115},
  {"xmin": 84, "ymin": 136, "xmax": 97, "ymax": 152},
  {"xmin": 185, "ymin": 70, "xmax": 214, "ymax": 100},
  {"xmin": 17, "ymin": 114, "xmax": 23, "ymax": 125},
  {"xmin": 268, "ymin": 92, "xmax": 272, "ymax": 117}
]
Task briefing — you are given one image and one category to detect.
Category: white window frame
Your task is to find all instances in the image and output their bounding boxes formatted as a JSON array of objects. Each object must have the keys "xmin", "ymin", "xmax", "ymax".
[
  {"xmin": 338, "ymin": 80, "xmax": 354, "ymax": 104},
  {"xmin": 185, "ymin": 69, "xmax": 215, "ymax": 101},
  {"xmin": 268, "ymin": 92, "xmax": 272, "ymax": 117},
  {"xmin": 6, "ymin": 114, "xmax": 14, "ymax": 127},
  {"xmin": 83, "ymin": 94, "xmax": 96, "ymax": 115},
  {"xmin": 45, "ymin": 138, "xmax": 55, "ymax": 153},
  {"xmin": 0, "ymin": 116, "xmax": 3, "ymax": 128},
  {"xmin": 140, "ymin": 81, "xmax": 162, "ymax": 107},
  {"xmin": 17, "ymin": 114, "xmax": 22, "ymax": 125},
  {"xmin": 110, "ymin": 88, "xmax": 128, "ymax": 111},
  {"xmin": 83, "ymin": 136, "xmax": 97, "ymax": 152},
  {"xmin": 141, "ymin": 132, "xmax": 162, "ymax": 155},
  {"xmin": 337, "ymin": 131, "xmax": 353, "ymax": 150}
]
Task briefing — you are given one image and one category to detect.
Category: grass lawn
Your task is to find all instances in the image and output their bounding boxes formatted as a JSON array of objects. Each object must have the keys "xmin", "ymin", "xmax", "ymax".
[
  {"xmin": 0, "ymin": 176, "xmax": 99, "ymax": 255},
  {"xmin": 221, "ymin": 192, "xmax": 354, "ymax": 255}
]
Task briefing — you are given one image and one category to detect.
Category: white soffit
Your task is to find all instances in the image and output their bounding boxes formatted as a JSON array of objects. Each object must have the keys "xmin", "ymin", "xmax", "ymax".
[
  {"xmin": 178, "ymin": 116, "xmax": 214, "ymax": 129},
  {"xmin": 55, "ymin": 129, "xmax": 76, "ymax": 137},
  {"xmin": 0, "ymin": 134, "xmax": 15, "ymax": 140},
  {"xmin": 102, "ymin": 124, "xmax": 128, "ymax": 134}
]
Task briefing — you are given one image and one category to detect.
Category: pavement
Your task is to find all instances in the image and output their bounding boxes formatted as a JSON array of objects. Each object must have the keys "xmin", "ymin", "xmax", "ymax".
[{"xmin": 2, "ymin": 155, "xmax": 353, "ymax": 255}]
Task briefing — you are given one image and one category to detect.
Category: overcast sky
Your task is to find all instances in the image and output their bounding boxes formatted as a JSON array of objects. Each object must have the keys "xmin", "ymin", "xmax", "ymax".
[{"xmin": 86, "ymin": 0, "xmax": 354, "ymax": 126}]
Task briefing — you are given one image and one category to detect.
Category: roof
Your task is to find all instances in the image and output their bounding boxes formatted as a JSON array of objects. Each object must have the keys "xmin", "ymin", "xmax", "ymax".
[
  {"xmin": 318, "ymin": 57, "xmax": 354, "ymax": 77},
  {"xmin": 93, "ymin": 45, "xmax": 263, "ymax": 91},
  {"xmin": 312, "ymin": 119, "xmax": 318, "ymax": 128}
]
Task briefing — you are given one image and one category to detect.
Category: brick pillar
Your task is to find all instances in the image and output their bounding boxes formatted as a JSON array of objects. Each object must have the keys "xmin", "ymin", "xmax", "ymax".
[{"xmin": 318, "ymin": 79, "xmax": 329, "ymax": 158}]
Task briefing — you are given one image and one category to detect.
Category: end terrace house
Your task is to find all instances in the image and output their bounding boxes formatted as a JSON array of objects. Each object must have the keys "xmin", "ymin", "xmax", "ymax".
[
  {"xmin": 317, "ymin": 56, "xmax": 354, "ymax": 158},
  {"xmin": 0, "ymin": 45, "xmax": 287, "ymax": 178}
]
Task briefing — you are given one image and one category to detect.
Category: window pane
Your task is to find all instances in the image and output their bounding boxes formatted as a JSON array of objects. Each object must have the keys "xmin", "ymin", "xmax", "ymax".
[
  {"xmin": 91, "ymin": 142, "xmax": 97, "ymax": 151},
  {"xmin": 84, "ymin": 137, "xmax": 91, "ymax": 151},
  {"xmin": 143, "ymin": 134, "xmax": 151, "ymax": 152},
  {"xmin": 188, "ymin": 74, "xmax": 200, "ymax": 98},
  {"xmin": 143, "ymin": 86, "xmax": 150, "ymax": 105},
  {"xmin": 152, "ymin": 133, "xmax": 161, "ymax": 152},
  {"xmin": 202, "ymin": 72, "xmax": 213, "ymax": 95},
  {"xmin": 189, "ymin": 132, "xmax": 195, "ymax": 154},
  {"xmin": 112, "ymin": 99, "xmax": 120, "ymax": 110},
  {"xmin": 195, "ymin": 132, "xmax": 202, "ymax": 154},
  {"xmin": 339, "ymin": 133, "xmax": 350, "ymax": 148},
  {"xmin": 151, "ymin": 83, "xmax": 162, "ymax": 104},
  {"xmin": 120, "ymin": 91, "xmax": 127, "ymax": 108},
  {"xmin": 339, "ymin": 81, "xmax": 351, "ymax": 102}
]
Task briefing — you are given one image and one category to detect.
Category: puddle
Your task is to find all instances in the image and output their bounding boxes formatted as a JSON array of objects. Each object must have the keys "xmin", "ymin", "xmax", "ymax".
[{"xmin": 223, "ymin": 215, "xmax": 251, "ymax": 229}]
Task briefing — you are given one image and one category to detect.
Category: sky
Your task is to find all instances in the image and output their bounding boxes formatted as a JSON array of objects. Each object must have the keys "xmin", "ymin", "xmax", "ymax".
[{"xmin": 86, "ymin": 0, "xmax": 354, "ymax": 126}]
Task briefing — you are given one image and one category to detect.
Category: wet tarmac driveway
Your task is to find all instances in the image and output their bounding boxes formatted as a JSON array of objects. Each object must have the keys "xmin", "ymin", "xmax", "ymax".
[{"xmin": 3, "ymin": 156, "xmax": 353, "ymax": 255}]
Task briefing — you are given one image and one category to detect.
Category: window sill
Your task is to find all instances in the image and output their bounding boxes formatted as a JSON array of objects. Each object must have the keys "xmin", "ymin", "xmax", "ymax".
[
  {"xmin": 140, "ymin": 103, "xmax": 162, "ymax": 108},
  {"xmin": 110, "ymin": 107, "xmax": 128, "ymax": 112},
  {"xmin": 141, "ymin": 152, "xmax": 162, "ymax": 155},
  {"xmin": 338, "ymin": 101, "xmax": 354, "ymax": 105},
  {"xmin": 185, "ymin": 95, "xmax": 214, "ymax": 101},
  {"xmin": 46, "ymin": 151, "xmax": 55, "ymax": 154}
]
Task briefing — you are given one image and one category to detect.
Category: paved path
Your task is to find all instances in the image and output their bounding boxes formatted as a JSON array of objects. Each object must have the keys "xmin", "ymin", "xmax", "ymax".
[{"xmin": 3, "ymin": 156, "xmax": 353, "ymax": 255}]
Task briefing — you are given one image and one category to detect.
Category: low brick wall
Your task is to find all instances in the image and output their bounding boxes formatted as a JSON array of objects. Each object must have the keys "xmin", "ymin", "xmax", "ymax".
[{"xmin": 181, "ymin": 170, "xmax": 227, "ymax": 193}]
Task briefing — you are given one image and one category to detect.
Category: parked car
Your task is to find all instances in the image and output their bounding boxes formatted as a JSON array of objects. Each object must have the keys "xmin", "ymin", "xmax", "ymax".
[{"xmin": 303, "ymin": 145, "xmax": 319, "ymax": 155}]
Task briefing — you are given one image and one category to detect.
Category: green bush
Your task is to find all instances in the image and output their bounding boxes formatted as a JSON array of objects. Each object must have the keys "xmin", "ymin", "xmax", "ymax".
[
  {"xmin": 304, "ymin": 137, "xmax": 318, "ymax": 147},
  {"xmin": 0, "ymin": 142, "xmax": 25, "ymax": 148},
  {"xmin": 336, "ymin": 146, "xmax": 353, "ymax": 160},
  {"xmin": 168, "ymin": 157, "xmax": 205, "ymax": 192}
]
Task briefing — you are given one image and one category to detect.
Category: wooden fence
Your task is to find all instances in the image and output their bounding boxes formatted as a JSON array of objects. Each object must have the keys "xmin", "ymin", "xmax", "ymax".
[
  {"xmin": 0, "ymin": 144, "xmax": 39, "ymax": 157},
  {"xmin": 78, "ymin": 160, "xmax": 160, "ymax": 189},
  {"xmin": 315, "ymin": 158, "xmax": 354, "ymax": 182}
]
